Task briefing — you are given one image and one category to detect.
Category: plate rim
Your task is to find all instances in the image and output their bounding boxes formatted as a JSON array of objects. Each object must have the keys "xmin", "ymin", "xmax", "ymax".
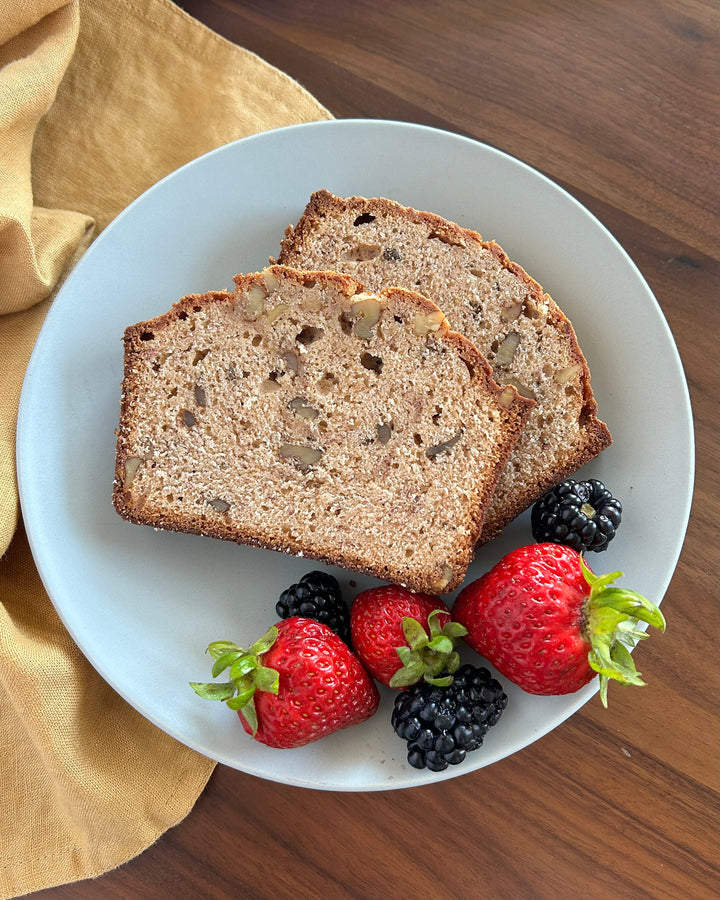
[{"xmin": 16, "ymin": 118, "xmax": 695, "ymax": 791}]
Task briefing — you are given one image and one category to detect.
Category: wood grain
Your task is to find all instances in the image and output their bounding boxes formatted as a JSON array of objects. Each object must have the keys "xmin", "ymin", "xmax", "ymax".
[{"xmin": 26, "ymin": 2, "xmax": 718, "ymax": 898}]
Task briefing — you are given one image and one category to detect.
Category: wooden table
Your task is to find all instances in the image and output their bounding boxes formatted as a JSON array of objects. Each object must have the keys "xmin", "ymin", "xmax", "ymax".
[{"xmin": 30, "ymin": 2, "xmax": 718, "ymax": 898}]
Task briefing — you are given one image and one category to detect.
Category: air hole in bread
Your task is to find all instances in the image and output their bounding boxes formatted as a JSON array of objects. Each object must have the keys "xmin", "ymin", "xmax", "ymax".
[
  {"xmin": 353, "ymin": 213, "xmax": 376, "ymax": 225},
  {"xmin": 297, "ymin": 325, "xmax": 324, "ymax": 345},
  {"xmin": 140, "ymin": 331, "xmax": 154, "ymax": 341},
  {"xmin": 317, "ymin": 372, "xmax": 338, "ymax": 393},
  {"xmin": 426, "ymin": 429, "xmax": 464, "ymax": 459},
  {"xmin": 578, "ymin": 403, "xmax": 593, "ymax": 426},
  {"xmin": 192, "ymin": 348, "xmax": 210, "ymax": 365},
  {"xmin": 360, "ymin": 352, "xmax": 383, "ymax": 374}
]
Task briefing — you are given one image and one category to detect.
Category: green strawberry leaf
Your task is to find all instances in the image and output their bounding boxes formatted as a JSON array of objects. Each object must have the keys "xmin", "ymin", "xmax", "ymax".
[
  {"xmin": 254, "ymin": 665, "xmax": 280, "ymax": 694},
  {"xmin": 207, "ymin": 640, "xmax": 243, "ymax": 661},
  {"xmin": 250, "ymin": 627, "xmax": 281, "ymax": 655},
  {"xmin": 425, "ymin": 673, "xmax": 455, "ymax": 687},
  {"xmin": 446, "ymin": 651, "xmax": 461, "ymax": 674},
  {"xmin": 598, "ymin": 675, "xmax": 609, "ymax": 708},
  {"xmin": 426, "ymin": 634, "xmax": 454, "ymax": 655},
  {"xmin": 588, "ymin": 606, "xmax": 626, "ymax": 636},
  {"xmin": 236, "ymin": 697, "xmax": 259, "ymax": 734},
  {"xmin": 610, "ymin": 641, "xmax": 646, "ymax": 684},
  {"xmin": 390, "ymin": 660, "xmax": 426, "ymax": 688},
  {"xmin": 211, "ymin": 650, "xmax": 243, "ymax": 678},
  {"xmin": 402, "ymin": 616, "xmax": 430, "ymax": 651},
  {"xmin": 581, "ymin": 557, "xmax": 665, "ymax": 707},
  {"xmin": 189, "ymin": 627, "xmax": 280, "ymax": 736},
  {"xmin": 442, "ymin": 621, "xmax": 469, "ymax": 639},
  {"xmin": 392, "ymin": 611, "xmax": 468, "ymax": 687},
  {"xmin": 226, "ymin": 684, "xmax": 258, "ymax": 711},
  {"xmin": 189, "ymin": 680, "xmax": 236, "ymax": 701},
  {"xmin": 591, "ymin": 586, "xmax": 666, "ymax": 631},
  {"xmin": 229, "ymin": 655, "xmax": 259, "ymax": 680}
]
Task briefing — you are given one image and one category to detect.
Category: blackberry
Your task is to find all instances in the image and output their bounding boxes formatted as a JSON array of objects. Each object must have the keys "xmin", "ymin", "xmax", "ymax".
[
  {"xmin": 531, "ymin": 478, "xmax": 622, "ymax": 553},
  {"xmin": 276, "ymin": 571, "xmax": 351, "ymax": 645},
  {"xmin": 391, "ymin": 664, "xmax": 507, "ymax": 772}
]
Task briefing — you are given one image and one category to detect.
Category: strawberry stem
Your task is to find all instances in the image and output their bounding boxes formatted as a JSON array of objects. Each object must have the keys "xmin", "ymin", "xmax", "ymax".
[
  {"xmin": 580, "ymin": 557, "xmax": 666, "ymax": 707},
  {"xmin": 390, "ymin": 610, "xmax": 468, "ymax": 688},
  {"xmin": 189, "ymin": 627, "xmax": 280, "ymax": 734}
]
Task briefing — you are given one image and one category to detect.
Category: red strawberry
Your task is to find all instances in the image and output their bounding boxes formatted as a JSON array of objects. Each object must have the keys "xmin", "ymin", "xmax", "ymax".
[
  {"xmin": 350, "ymin": 585, "xmax": 468, "ymax": 688},
  {"xmin": 190, "ymin": 617, "xmax": 379, "ymax": 748},
  {"xmin": 452, "ymin": 543, "xmax": 665, "ymax": 706}
]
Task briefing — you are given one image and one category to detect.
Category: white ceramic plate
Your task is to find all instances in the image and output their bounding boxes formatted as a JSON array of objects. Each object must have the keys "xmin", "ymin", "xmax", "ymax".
[{"xmin": 17, "ymin": 120, "xmax": 693, "ymax": 791}]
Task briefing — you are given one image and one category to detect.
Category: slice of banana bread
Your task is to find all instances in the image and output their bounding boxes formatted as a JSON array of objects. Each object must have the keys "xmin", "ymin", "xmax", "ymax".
[
  {"xmin": 276, "ymin": 191, "xmax": 612, "ymax": 540},
  {"xmin": 113, "ymin": 265, "xmax": 533, "ymax": 593}
]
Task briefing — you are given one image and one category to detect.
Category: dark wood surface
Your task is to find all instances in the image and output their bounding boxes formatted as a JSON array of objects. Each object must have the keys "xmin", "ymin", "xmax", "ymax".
[{"xmin": 29, "ymin": 2, "xmax": 719, "ymax": 898}]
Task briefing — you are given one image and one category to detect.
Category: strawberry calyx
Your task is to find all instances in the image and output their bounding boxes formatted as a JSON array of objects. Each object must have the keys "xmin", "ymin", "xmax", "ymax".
[
  {"xmin": 189, "ymin": 628, "xmax": 280, "ymax": 734},
  {"xmin": 391, "ymin": 610, "xmax": 468, "ymax": 688},
  {"xmin": 580, "ymin": 557, "xmax": 666, "ymax": 707}
]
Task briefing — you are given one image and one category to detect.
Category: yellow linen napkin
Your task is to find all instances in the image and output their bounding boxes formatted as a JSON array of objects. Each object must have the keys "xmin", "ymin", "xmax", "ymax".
[{"xmin": 0, "ymin": 1, "xmax": 331, "ymax": 896}]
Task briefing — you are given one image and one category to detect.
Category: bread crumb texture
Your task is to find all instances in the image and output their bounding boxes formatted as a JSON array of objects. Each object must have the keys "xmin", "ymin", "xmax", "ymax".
[
  {"xmin": 277, "ymin": 191, "xmax": 612, "ymax": 538},
  {"xmin": 113, "ymin": 266, "xmax": 532, "ymax": 593}
]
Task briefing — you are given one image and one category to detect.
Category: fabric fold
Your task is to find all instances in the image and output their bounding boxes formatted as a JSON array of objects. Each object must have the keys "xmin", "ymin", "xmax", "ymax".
[
  {"xmin": 0, "ymin": 0, "xmax": 332, "ymax": 895},
  {"xmin": 0, "ymin": 0, "xmax": 93, "ymax": 315}
]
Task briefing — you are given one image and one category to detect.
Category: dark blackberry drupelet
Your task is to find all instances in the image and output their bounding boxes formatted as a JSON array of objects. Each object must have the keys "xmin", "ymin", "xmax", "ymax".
[
  {"xmin": 531, "ymin": 478, "xmax": 622, "ymax": 553},
  {"xmin": 276, "ymin": 571, "xmax": 351, "ymax": 646},
  {"xmin": 391, "ymin": 664, "xmax": 507, "ymax": 772}
]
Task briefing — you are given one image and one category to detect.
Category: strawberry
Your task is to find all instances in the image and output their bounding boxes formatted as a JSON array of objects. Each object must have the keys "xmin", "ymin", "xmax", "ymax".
[
  {"xmin": 452, "ymin": 543, "xmax": 666, "ymax": 706},
  {"xmin": 350, "ymin": 585, "xmax": 468, "ymax": 688},
  {"xmin": 190, "ymin": 617, "xmax": 379, "ymax": 748}
]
